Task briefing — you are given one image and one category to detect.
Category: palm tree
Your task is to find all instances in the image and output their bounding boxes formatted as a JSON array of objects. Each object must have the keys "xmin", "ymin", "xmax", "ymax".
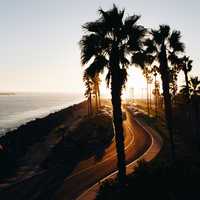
[
  {"xmin": 169, "ymin": 67, "xmax": 179, "ymax": 103},
  {"xmin": 189, "ymin": 77, "xmax": 200, "ymax": 138},
  {"xmin": 181, "ymin": 77, "xmax": 200, "ymax": 140},
  {"xmin": 148, "ymin": 76, "xmax": 153, "ymax": 111},
  {"xmin": 83, "ymin": 71, "xmax": 93, "ymax": 115},
  {"xmin": 180, "ymin": 76, "xmax": 200, "ymax": 98},
  {"xmin": 179, "ymin": 56, "xmax": 193, "ymax": 101},
  {"xmin": 79, "ymin": 5, "xmax": 146, "ymax": 185},
  {"xmin": 146, "ymin": 25, "xmax": 185, "ymax": 159},
  {"xmin": 151, "ymin": 65, "xmax": 159, "ymax": 117},
  {"xmin": 92, "ymin": 73, "xmax": 101, "ymax": 111},
  {"xmin": 143, "ymin": 67, "xmax": 152, "ymax": 115}
]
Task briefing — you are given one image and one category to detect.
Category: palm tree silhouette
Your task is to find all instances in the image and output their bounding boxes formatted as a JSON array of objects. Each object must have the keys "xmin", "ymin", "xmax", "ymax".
[
  {"xmin": 181, "ymin": 76, "xmax": 200, "ymax": 139},
  {"xmin": 80, "ymin": 5, "xmax": 146, "ymax": 185},
  {"xmin": 179, "ymin": 56, "xmax": 193, "ymax": 101},
  {"xmin": 143, "ymin": 67, "xmax": 152, "ymax": 115},
  {"xmin": 92, "ymin": 74, "xmax": 101, "ymax": 111},
  {"xmin": 169, "ymin": 67, "xmax": 179, "ymax": 104},
  {"xmin": 151, "ymin": 65, "xmax": 160, "ymax": 117},
  {"xmin": 145, "ymin": 25, "xmax": 185, "ymax": 159},
  {"xmin": 83, "ymin": 71, "xmax": 93, "ymax": 115}
]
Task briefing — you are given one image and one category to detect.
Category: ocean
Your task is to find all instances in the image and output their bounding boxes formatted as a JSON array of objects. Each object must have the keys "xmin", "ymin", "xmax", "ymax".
[{"xmin": 0, "ymin": 93, "xmax": 83, "ymax": 136}]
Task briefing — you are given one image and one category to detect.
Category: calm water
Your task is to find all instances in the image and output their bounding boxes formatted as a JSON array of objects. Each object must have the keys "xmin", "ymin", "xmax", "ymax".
[{"xmin": 0, "ymin": 93, "xmax": 83, "ymax": 136}]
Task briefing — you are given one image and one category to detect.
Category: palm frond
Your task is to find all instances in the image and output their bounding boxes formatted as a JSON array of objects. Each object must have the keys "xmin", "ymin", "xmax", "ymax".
[
  {"xmin": 168, "ymin": 52, "xmax": 182, "ymax": 66},
  {"xmin": 159, "ymin": 25, "xmax": 170, "ymax": 38},
  {"xmin": 119, "ymin": 45, "xmax": 130, "ymax": 67},
  {"xmin": 120, "ymin": 68, "xmax": 128, "ymax": 88},
  {"xmin": 151, "ymin": 29, "xmax": 162, "ymax": 45},
  {"xmin": 105, "ymin": 71, "xmax": 111, "ymax": 88},
  {"xmin": 124, "ymin": 15, "xmax": 140, "ymax": 31},
  {"xmin": 85, "ymin": 55, "xmax": 108, "ymax": 78},
  {"xmin": 127, "ymin": 25, "xmax": 146, "ymax": 51},
  {"xmin": 83, "ymin": 20, "xmax": 106, "ymax": 36},
  {"xmin": 190, "ymin": 76, "xmax": 200, "ymax": 91},
  {"xmin": 98, "ymin": 4, "xmax": 124, "ymax": 31},
  {"xmin": 144, "ymin": 38, "xmax": 157, "ymax": 54},
  {"xmin": 187, "ymin": 59, "xmax": 193, "ymax": 71},
  {"xmin": 169, "ymin": 30, "xmax": 185, "ymax": 52},
  {"xmin": 79, "ymin": 34, "xmax": 107, "ymax": 65},
  {"xmin": 132, "ymin": 51, "xmax": 154, "ymax": 69}
]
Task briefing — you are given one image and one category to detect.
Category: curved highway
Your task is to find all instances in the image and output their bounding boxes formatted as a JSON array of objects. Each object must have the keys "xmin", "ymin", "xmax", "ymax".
[
  {"xmin": 54, "ymin": 109, "xmax": 152, "ymax": 200},
  {"xmin": 1, "ymin": 108, "xmax": 154, "ymax": 200}
]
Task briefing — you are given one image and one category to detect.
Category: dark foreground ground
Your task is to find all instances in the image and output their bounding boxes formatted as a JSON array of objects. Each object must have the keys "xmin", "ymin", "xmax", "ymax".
[
  {"xmin": 0, "ymin": 100, "xmax": 116, "ymax": 200},
  {"xmin": 96, "ymin": 98, "xmax": 200, "ymax": 200},
  {"xmin": 0, "ymin": 101, "xmax": 88, "ymax": 182}
]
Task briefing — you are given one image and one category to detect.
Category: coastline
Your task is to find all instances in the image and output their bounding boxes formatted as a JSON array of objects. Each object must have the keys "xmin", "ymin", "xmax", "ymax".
[
  {"xmin": 0, "ymin": 100, "xmax": 87, "ymax": 181},
  {"xmin": 0, "ymin": 97, "xmax": 83, "ymax": 137},
  {"xmin": 0, "ymin": 99, "xmax": 85, "ymax": 146}
]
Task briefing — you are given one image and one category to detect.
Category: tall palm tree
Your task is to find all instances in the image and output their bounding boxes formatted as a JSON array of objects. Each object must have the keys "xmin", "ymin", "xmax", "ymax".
[
  {"xmin": 145, "ymin": 25, "xmax": 185, "ymax": 159},
  {"xmin": 189, "ymin": 77, "xmax": 200, "ymax": 137},
  {"xmin": 181, "ymin": 77, "xmax": 200, "ymax": 139},
  {"xmin": 79, "ymin": 5, "xmax": 146, "ymax": 184},
  {"xmin": 143, "ymin": 67, "xmax": 151, "ymax": 115},
  {"xmin": 179, "ymin": 56, "xmax": 193, "ymax": 101},
  {"xmin": 151, "ymin": 65, "xmax": 160, "ymax": 117},
  {"xmin": 169, "ymin": 67, "xmax": 179, "ymax": 103},
  {"xmin": 92, "ymin": 73, "xmax": 101, "ymax": 110},
  {"xmin": 83, "ymin": 71, "xmax": 93, "ymax": 115}
]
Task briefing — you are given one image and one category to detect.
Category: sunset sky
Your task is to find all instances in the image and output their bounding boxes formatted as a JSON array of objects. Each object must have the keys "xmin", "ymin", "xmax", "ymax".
[{"xmin": 0, "ymin": 0, "xmax": 199, "ymax": 97}]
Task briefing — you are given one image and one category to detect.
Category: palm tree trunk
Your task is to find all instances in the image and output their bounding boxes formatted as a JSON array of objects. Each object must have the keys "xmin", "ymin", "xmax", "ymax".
[
  {"xmin": 95, "ymin": 91, "xmax": 98, "ymax": 112},
  {"xmin": 150, "ymin": 83, "xmax": 152, "ymax": 110},
  {"xmin": 184, "ymin": 69, "xmax": 190, "ymax": 101},
  {"xmin": 154, "ymin": 75, "xmax": 158, "ymax": 118},
  {"xmin": 110, "ymin": 44, "xmax": 126, "ymax": 186},
  {"xmin": 160, "ymin": 44, "xmax": 175, "ymax": 160},
  {"xmin": 89, "ymin": 93, "xmax": 92, "ymax": 115},
  {"xmin": 98, "ymin": 86, "xmax": 101, "ymax": 107},
  {"xmin": 87, "ymin": 97, "xmax": 90, "ymax": 116},
  {"xmin": 147, "ymin": 79, "xmax": 150, "ymax": 116},
  {"xmin": 111, "ymin": 79, "xmax": 126, "ymax": 185}
]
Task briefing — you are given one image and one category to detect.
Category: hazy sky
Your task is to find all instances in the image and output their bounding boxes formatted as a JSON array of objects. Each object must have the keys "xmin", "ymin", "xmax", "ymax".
[{"xmin": 0, "ymin": 0, "xmax": 199, "ymax": 95}]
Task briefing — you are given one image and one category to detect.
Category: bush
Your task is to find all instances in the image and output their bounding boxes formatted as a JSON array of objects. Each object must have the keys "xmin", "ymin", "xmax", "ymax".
[{"xmin": 96, "ymin": 160, "xmax": 200, "ymax": 200}]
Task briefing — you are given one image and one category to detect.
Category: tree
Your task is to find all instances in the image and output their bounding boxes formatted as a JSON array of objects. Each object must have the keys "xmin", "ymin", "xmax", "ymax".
[
  {"xmin": 79, "ymin": 5, "xmax": 146, "ymax": 185},
  {"xmin": 143, "ymin": 67, "xmax": 152, "ymax": 115},
  {"xmin": 181, "ymin": 76, "xmax": 200, "ymax": 141},
  {"xmin": 169, "ymin": 67, "xmax": 179, "ymax": 103},
  {"xmin": 151, "ymin": 65, "xmax": 160, "ymax": 117},
  {"xmin": 92, "ymin": 73, "xmax": 101, "ymax": 111},
  {"xmin": 145, "ymin": 25, "xmax": 185, "ymax": 160},
  {"xmin": 83, "ymin": 70, "xmax": 93, "ymax": 115},
  {"xmin": 179, "ymin": 56, "xmax": 193, "ymax": 101}
]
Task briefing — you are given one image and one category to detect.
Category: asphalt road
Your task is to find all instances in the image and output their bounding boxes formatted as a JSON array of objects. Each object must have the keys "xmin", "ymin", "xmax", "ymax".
[
  {"xmin": 0, "ymin": 109, "xmax": 152, "ymax": 200},
  {"xmin": 54, "ymin": 109, "xmax": 151, "ymax": 200}
]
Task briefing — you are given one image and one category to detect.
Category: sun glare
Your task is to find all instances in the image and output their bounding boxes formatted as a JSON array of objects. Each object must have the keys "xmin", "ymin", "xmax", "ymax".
[{"xmin": 100, "ymin": 67, "xmax": 147, "ymax": 100}]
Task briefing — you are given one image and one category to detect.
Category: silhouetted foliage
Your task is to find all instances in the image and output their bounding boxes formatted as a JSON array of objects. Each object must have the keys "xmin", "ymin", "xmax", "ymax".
[
  {"xmin": 96, "ymin": 160, "xmax": 200, "ymax": 200},
  {"xmin": 142, "ymin": 25, "xmax": 185, "ymax": 160},
  {"xmin": 80, "ymin": 4, "xmax": 146, "ymax": 185}
]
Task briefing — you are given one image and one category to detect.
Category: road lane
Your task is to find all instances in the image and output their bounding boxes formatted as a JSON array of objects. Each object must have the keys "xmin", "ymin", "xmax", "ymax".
[
  {"xmin": 54, "ymin": 110, "xmax": 151, "ymax": 200},
  {"xmin": 0, "ymin": 109, "xmax": 152, "ymax": 200}
]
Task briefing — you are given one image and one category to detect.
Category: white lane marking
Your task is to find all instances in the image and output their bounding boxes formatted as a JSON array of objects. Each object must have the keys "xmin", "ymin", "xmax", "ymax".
[{"xmin": 64, "ymin": 123, "xmax": 135, "ymax": 181}]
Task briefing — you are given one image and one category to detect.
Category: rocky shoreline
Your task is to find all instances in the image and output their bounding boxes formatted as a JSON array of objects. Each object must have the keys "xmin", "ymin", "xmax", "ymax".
[{"xmin": 0, "ymin": 100, "xmax": 87, "ymax": 182}]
